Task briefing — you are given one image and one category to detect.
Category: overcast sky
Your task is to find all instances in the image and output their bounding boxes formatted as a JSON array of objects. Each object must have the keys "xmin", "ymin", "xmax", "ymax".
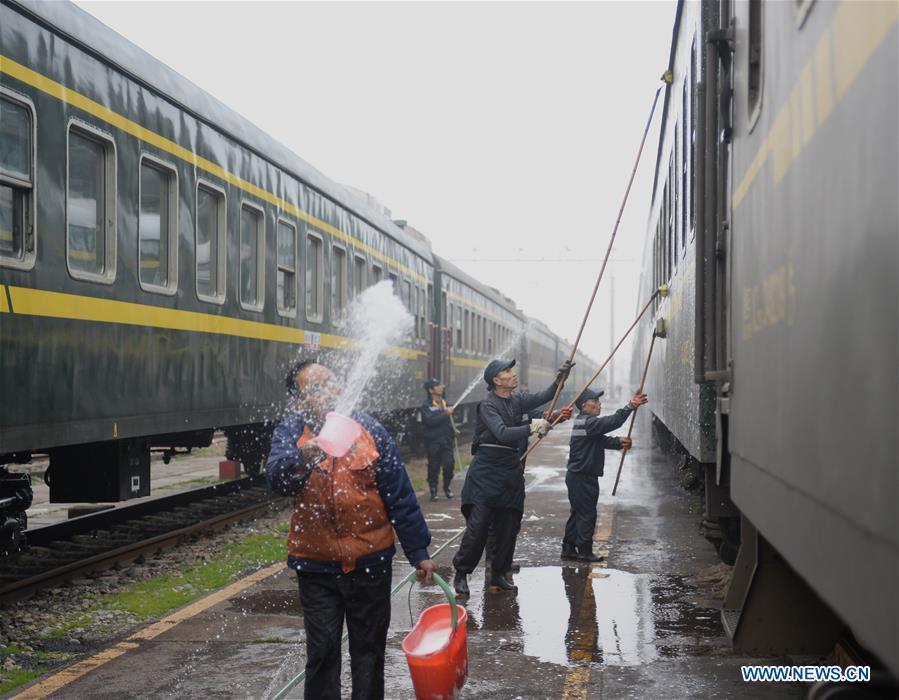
[{"xmin": 77, "ymin": 0, "xmax": 676, "ymax": 382}]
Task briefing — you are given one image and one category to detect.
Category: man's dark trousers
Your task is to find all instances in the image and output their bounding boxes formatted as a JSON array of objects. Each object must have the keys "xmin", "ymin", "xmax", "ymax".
[
  {"xmin": 452, "ymin": 504, "xmax": 521, "ymax": 575},
  {"xmin": 427, "ymin": 442, "xmax": 454, "ymax": 490},
  {"xmin": 296, "ymin": 565, "xmax": 392, "ymax": 700},
  {"xmin": 563, "ymin": 471, "xmax": 600, "ymax": 554}
]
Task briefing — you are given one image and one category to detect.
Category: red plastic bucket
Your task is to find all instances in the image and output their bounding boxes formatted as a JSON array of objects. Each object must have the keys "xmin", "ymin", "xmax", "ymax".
[{"xmin": 401, "ymin": 573, "xmax": 468, "ymax": 699}]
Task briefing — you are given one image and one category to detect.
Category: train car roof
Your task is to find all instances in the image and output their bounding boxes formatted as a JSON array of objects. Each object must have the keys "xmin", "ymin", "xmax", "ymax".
[
  {"xmin": 649, "ymin": 0, "xmax": 686, "ymax": 214},
  {"xmin": 525, "ymin": 316, "xmax": 557, "ymax": 342},
  {"xmin": 11, "ymin": 0, "xmax": 433, "ymax": 262},
  {"xmin": 433, "ymin": 256, "xmax": 524, "ymax": 319}
]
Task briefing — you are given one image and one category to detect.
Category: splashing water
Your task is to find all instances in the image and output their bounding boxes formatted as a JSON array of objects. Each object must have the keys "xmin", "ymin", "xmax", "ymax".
[
  {"xmin": 452, "ymin": 326, "xmax": 527, "ymax": 406},
  {"xmin": 333, "ymin": 280, "xmax": 414, "ymax": 416}
]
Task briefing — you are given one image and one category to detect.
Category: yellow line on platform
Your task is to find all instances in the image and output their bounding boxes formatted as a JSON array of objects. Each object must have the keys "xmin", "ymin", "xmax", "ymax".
[{"xmin": 12, "ymin": 562, "xmax": 285, "ymax": 699}]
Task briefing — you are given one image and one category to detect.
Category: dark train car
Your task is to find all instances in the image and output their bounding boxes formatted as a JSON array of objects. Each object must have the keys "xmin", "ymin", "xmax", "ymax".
[
  {"xmin": 635, "ymin": 0, "xmax": 897, "ymax": 678},
  {"xmin": 431, "ymin": 256, "xmax": 526, "ymax": 424},
  {"xmin": 0, "ymin": 0, "xmax": 433, "ymax": 505},
  {"xmin": 520, "ymin": 318, "xmax": 559, "ymax": 397}
]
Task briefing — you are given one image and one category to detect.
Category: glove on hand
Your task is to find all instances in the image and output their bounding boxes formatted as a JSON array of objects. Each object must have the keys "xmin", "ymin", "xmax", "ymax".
[
  {"xmin": 555, "ymin": 360, "xmax": 576, "ymax": 384},
  {"xmin": 530, "ymin": 418, "xmax": 551, "ymax": 438}
]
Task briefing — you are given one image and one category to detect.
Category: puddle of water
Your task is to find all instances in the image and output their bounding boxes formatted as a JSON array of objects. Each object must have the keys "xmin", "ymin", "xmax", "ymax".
[{"xmin": 461, "ymin": 566, "xmax": 721, "ymax": 668}]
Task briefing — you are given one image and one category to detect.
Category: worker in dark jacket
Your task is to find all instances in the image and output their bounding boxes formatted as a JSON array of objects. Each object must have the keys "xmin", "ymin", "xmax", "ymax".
[
  {"xmin": 452, "ymin": 358, "xmax": 572, "ymax": 596},
  {"xmin": 267, "ymin": 359, "xmax": 436, "ymax": 700},
  {"xmin": 561, "ymin": 388, "xmax": 648, "ymax": 562},
  {"xmin": 420, "ymin": 378, "xmax": 456, "ymax": 501}
]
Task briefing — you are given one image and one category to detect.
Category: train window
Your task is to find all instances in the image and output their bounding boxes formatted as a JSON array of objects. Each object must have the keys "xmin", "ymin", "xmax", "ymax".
[
  {"xmin": 239, "ymin": 202, "xmax": 265, "ymax": 311},
  {"xmin": 306, "ymin": 231, "xmax": 324, "ymax": 322},
  {"xmin": 410, "ymin": 284, "xmax": 419, "ymax": 338},
  {"xmin": 442, "ymin": 292, "xmax": 448, "ymax": 329},
  {"xmin": 0, "ymin": 91, "xmax": 36, "ymax": 269},
  {"xmin": 455, "ymin": 307, "xmax": 462, "ymax": 348},
  {"xmin": 748, "ymin": 0, "xmax": 763, "ymax": 122},
  {"xmin": 681, "ymin": 80, "xmax": 688, "ymax": 255},
  {"xmin": 474, "ymin": 312, "xmax": 480, "ymax": 352},
  {"xmin": 332, "ymin": 245, "xmax": 347, "ymax": 317},
  {"xmin": 196, "ymin": 181, "xmax": 226, "ymax": 303},
  {"xmin": 419, "ymin": 286, "xmax": 427, "ymax": 341},
  {"xmin": 67, "ymin": 122, "xmax": 116, "ymax": 283},
  {"xmin": 372, "ymin": 263, "xmax": 382, "ymax": 284},
  {"xmin": 662, "ymin": 183, "xmax": 669, "ymax": 282},
  {"xmin": 669, "ymin": 155, "xmax": 676, "ymax": 275},
  {"xmin": 389, "ymin": 271, "xmax": 399, "ymax": 295},
  {"xmin": 138, "ymin": 156, "xmax": 178, "ymax": 293},
  {"xmin": 464, "ymin": 309, "xmax": 470, "ymax": 351},
  {"xmin": 353, "ymin": 254, "xmax": 366, "ymax": 298},
  {"xmin": 690, "ymin": 40, "xmax": 697, "ymax": 235},
  {"xmin": 276, "ymin": 219, "xmax": 297, "ymax": 316}
]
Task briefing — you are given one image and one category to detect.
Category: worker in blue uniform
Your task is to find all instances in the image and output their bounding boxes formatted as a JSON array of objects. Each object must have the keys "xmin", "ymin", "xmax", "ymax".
[
  {"xmin": 420, "ymin": 378, "xmax": 456, "ymax": 501},
  {"xmin": 561, "ymin": 388, "xmax": 648, "ymax": 562},
  {"xmin": 452, "ymin": 358, "xmax": 573, "ymax": 595}
]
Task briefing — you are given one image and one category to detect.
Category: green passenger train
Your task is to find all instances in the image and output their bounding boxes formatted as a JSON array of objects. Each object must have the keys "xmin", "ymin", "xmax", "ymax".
[
  {"xmin": 0, "ymin": 0, "xmax": 596, "ymax": 545},
  {"xmin": 633, "ymin": 0, "xmax": 897, "ymax": 679}
]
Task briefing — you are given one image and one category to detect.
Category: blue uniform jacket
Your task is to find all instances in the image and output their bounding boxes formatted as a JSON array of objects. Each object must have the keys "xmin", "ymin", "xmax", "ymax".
[
  {"xmin": 266, "ymin": 409, "xmax": 431, "ymax": 573},
  {"xmin": 566, "ymin": 405, "xmax": 634, "ymax": 477}
]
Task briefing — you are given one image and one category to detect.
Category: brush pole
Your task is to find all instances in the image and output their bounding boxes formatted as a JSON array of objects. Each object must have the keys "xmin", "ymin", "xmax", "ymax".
[
  {"xmin": 542, "ymin": 84, "xmax": 666, "ymax": 421},
  {"xmin": 612, "ymin": 331, "xmax": 658, "ymax": 496}
]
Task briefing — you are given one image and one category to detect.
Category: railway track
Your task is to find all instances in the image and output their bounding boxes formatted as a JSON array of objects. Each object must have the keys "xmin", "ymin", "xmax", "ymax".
[{"xmin": 0, "ymin": 477, "xmax": 285, "ymax": 603}]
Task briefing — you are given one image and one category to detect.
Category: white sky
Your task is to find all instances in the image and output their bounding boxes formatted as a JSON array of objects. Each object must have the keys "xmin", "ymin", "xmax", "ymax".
[{"xmin": 76, "ymin": 0, "xmax": 676, "ymax": 383}]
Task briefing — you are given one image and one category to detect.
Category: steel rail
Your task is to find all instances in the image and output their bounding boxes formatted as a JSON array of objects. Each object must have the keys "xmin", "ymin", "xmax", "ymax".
[{"xmin": 0, "ymin": 478, "xmax": 284, "ymax": 602}]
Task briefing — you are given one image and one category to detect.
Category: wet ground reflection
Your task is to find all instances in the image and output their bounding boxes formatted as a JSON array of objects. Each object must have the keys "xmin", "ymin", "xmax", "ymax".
[{"xmin": 454, "ymin": 565, "xmax": 721, "ymax": 669}]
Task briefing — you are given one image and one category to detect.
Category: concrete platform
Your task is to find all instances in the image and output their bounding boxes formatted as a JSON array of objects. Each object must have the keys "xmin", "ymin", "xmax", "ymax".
[{"xmin": 19, "ymin": 415, "xmax": 804, "ymax": 699}]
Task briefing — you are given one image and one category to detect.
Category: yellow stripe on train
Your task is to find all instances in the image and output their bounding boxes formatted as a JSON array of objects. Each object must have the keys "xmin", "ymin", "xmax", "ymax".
[{"xmin": 4, "ymin": 286, "xmax": 425, "ymax": 359}]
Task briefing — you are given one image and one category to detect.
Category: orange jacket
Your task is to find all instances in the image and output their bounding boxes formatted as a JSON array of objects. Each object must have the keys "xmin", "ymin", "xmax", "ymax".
[{"xmin": 288, "ymin": 425, "xmax": 395, "ymax": 573}]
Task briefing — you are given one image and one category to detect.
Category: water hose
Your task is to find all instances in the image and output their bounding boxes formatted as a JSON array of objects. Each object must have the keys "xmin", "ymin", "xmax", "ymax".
[
  {"xmin": 270, "ymin": 458, "xmax": 556, "ymax": 699},
  {"xmin": 270, "ymin": 526, "xmax": 469, "ymax": 699},
  {"xmin": 612, "ymin": 330, "xmax": 659, "ymax": 496},
  {"xmin": 542, "ymin": 74, "xmax": 671, "ymax": 421}
]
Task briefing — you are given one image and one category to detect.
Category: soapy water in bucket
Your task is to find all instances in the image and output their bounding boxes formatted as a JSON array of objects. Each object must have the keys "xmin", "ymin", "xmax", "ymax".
[{"xmin": 409, "ymin": 625, "xmax": 453, "ymax": 656}]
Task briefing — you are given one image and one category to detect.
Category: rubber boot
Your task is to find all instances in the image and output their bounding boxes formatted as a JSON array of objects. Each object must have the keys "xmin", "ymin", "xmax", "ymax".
[
  {"xmin": 453, "ymin": 571, "xmax": 469, "ymax": 596},
  {"xmin": 489, "ymin": 573, "xmax": 518, "ymax": 592},
  {"xmin": 429, "ymin": 486, "xmax": 438, "ymax": 502},
  {"xmin": 561, "ymin": 545, "xmax": 579, "ymax": 561},
  {"xmin": 577, "ymin": 550, "xmax": 605, "ymax": 563}
]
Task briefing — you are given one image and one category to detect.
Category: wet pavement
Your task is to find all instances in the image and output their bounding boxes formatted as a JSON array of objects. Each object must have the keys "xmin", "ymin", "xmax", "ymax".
[{"xmin": 19, "ymin": 415, "xmax": 804, "ymax": 699}]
